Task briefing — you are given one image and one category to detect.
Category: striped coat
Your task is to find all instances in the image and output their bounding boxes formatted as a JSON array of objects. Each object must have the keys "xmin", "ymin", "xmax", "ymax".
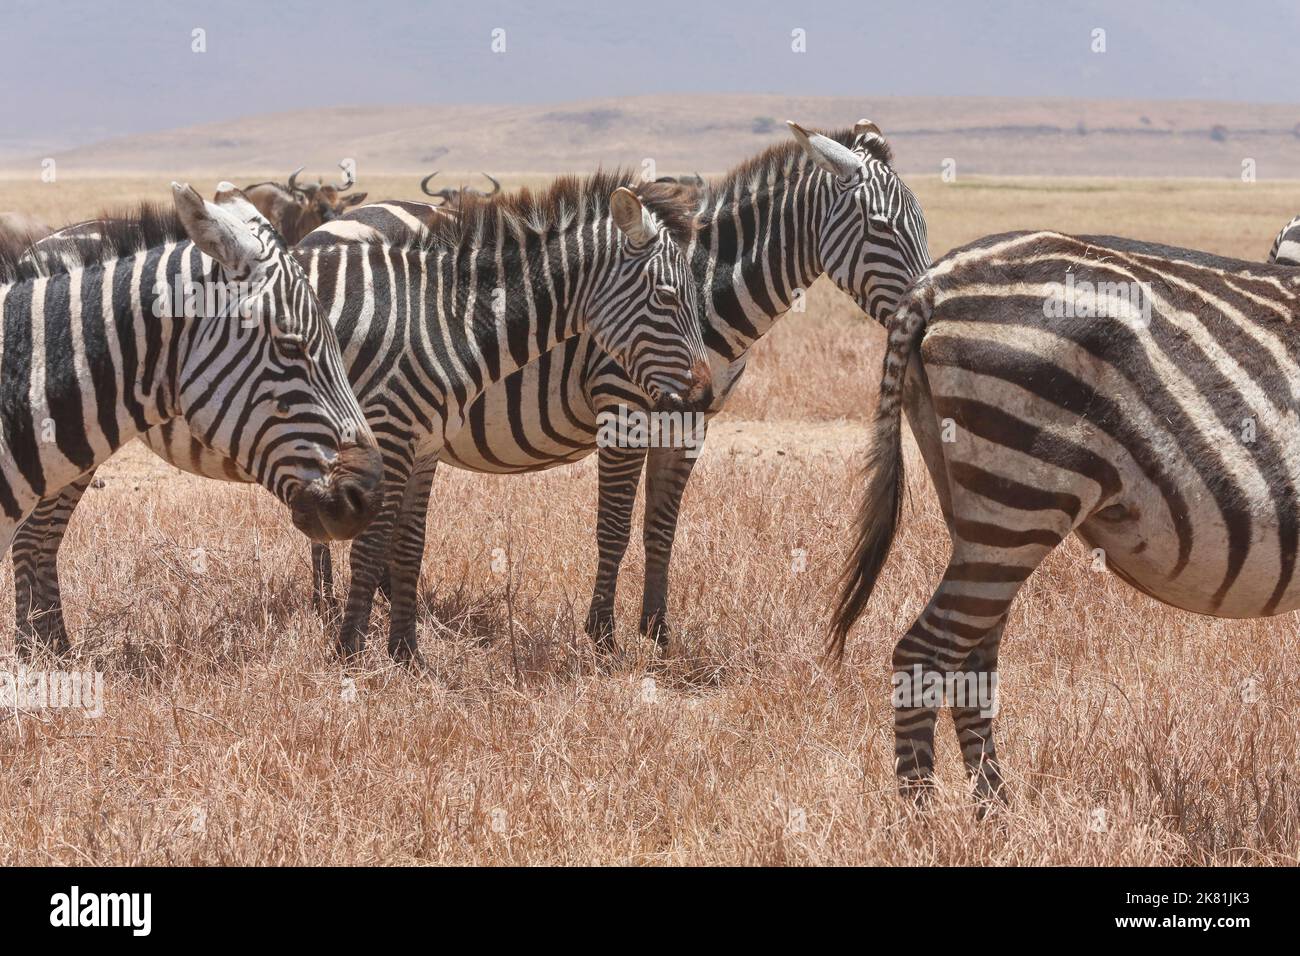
[
  {"xmin": 2, "ymin": 185, "xmax": 381, "ymax": 652},
  {"xmin": 831, "ymin": 228, "xmax": 1300, "ymax": 807},
  {"xmin": 13, "ymin": 176, "xmax": 710, "ymax": 661}
]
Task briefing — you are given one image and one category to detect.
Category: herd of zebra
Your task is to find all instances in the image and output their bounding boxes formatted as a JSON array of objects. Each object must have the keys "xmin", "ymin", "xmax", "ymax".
[{"xmin": 3, "ymin": 118, "xmax": 1300, "ymax": 809}]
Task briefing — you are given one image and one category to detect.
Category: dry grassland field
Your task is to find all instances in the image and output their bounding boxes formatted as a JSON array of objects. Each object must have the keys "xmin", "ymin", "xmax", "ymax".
[{"xmin": 0, "ymin": 173, "xmax": 1297, "ymax": 866}]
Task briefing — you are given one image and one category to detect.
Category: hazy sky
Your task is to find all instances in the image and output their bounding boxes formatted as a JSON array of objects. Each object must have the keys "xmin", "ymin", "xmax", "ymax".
[{"xmin": 2, "ymin": 0, "xmax": 1296, "ymax": 147}]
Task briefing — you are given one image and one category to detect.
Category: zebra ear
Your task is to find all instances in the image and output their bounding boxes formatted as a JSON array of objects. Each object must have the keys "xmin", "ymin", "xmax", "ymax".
[
  {"xmin": 171, "ymin": 182, "xmax": 262, "ymax": 277},
  {"xmin": 854, "ymin": 119, "xmax": 883, "ymax": 139},
  {"xmin": 610, "ymin": 187, "xmax": 657, "ymax": 247},
  {"xmin": 213, "ymin": 182, "xmax": 274, "ymax": 230},
  {"xmin": 787, "ymin": 121, "xmax": 862, "ymax": 180}
]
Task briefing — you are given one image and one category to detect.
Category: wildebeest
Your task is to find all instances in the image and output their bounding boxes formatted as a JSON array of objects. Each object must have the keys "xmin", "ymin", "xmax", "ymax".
[
  {"xmin": 419, "ymin": 171, "xmax": 501, "ymax": 207},
  {"xmin": 242, "ymin": 163, "xmax": 368, "ymax": 243},
  {"xmin": 20, "ymin": 168, "xmax": 369, "ymax": 271},
  {"xmin": 654, "ymin": 173, "xmax": 705, "ymax": 187}
]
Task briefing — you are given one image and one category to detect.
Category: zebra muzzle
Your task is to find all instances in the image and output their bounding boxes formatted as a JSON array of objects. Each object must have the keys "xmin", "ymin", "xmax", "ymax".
[
  {"xmin": 289, "ymin": 444, "xmax": 384, "ymax": 542},
  {"xmin": 661, "ymin": 360, "xmax": 714, "ymax": 413}
]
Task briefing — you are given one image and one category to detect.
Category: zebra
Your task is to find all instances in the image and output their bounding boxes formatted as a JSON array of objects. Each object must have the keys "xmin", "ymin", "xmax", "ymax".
[
  {"xmin": 314, "ymin": 120, "xmax": 929, "ymax": 650},
  {"xmin": 830, "ymin": 228, "xmax": 1300, "ymax": 810},
  {"xmin": 2, "ymin": 183, "xmax": 382, "ymax": 653},
  {"xmin": 1267, "ymin": 214, "xmax": 1300, "ymax": 266},
  {"xmin": 30, "ymin": 119, "xmax": 928, "ymax": 655},
  {"xmin": 14, "ymin": 173, "xmax": 712, "ymax": 663}
]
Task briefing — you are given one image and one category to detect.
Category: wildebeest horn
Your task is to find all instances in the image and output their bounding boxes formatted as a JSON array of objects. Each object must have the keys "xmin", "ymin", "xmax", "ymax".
[
  {"xmin": 481, "ymin": 173, "xmax": 500, "ymax": 196},
  {"xmin": 337, "ymin": 161, "xmax": 356, "ymax": 190},
  {"xmin": 287, "ymin": 166, "xmax": 305, "ymax": 194},
  {"xmin": 420, "ymin": 172, "xmax": 440, "ymax": 197}
]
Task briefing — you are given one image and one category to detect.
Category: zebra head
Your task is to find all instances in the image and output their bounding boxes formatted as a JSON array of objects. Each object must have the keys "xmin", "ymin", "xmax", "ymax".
[
  {"xmin": 169, "ymin": 182, "xmax": 383, "ymax": 542},
  {"xmin": 787, "ymin": 120, "xmax": 931, "ymax": 321},
  {"xmin": 589, "ymin": 186, "xmax": 712, "ymax": 412}
]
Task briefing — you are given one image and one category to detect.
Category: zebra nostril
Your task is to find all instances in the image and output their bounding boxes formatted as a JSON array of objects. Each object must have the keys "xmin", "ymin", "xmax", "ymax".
[{"xmin": 343, "ymin": 483, "xmax": 366, "ymax": 517}]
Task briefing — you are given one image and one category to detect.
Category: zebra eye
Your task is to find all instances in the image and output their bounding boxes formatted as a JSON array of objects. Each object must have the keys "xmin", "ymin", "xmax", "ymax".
[
  {"xmin": 653, "ymin": 286, "xmax": 680, "ymax": 310},
  {"xmin": 276, "ymin": 397, "xmax": 293, "ymax": 415},
  {"xmin": 278, "ymin": 333, "xmax": 307, "ymax": 359}
]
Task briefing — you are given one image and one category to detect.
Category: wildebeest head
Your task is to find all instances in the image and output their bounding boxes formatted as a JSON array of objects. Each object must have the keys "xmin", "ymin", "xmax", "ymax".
[
  {"xmin": 289, "ymin": 163, "xmax": 368, "ymax": 226},
  {"xmin": 243, "ymin": 164, "xmax": 367, "ymax": 244},
  {"xmin": 419, "ymin": 171, "xmax": 501, "ymax": 207},
  {"xmin": 653, "ymin": 173, "xmax": 706, "ymax": 188}
]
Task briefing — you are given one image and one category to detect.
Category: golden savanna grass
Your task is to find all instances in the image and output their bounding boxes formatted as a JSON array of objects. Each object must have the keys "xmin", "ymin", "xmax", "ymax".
[{"xmin": 0, "ymin": 174, "xmax": 1297, "ymax": 865}]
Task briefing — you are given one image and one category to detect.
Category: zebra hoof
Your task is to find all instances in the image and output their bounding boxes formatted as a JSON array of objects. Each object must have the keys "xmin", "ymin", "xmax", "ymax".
[
  {"xmin": 583, "ymin": 609, "xmax": 618, "ymax": 652},
  {"xmin": 390, "ymin": 645, "xmax": 427, "ymax": 673},
  {"xmin": 897, "ymin": 776, "xmax": 935, "ymax": 809},
  {"xmin": 973, "ymin": 779, "xmax": 1009, "ymax": 821},
  {"xmin": 16, "ymin": 619, "xmax": 71, "ymax": 659},
  {"xmin": 334, "ymin": 631, "xmax": 365, "ymax": 662},
  {"xmin": 638, "ymin": 613, "xmax": 671, "ymax": 649}
]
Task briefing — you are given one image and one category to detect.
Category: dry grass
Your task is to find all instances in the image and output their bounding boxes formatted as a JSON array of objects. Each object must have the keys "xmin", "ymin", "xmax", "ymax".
[{"xmin": 1, "ymin": 176, "xmax": 1297, "ymax": 865}]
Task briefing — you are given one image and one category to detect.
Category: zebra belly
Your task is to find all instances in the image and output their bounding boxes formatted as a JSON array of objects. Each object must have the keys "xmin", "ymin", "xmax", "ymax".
[
  {"xmin": 925, "ymin": 309, "xmax": 1300, "ymax": 619},
  {"xmin": 437, "ymin": 336, "xmax": 743, "ymax": 475},
  {"xmin": 1077, "ymin": 500, "xmax": 1300, "ymax": 619},
  {"xmin": 439, "ymin": 343, "xmax": 601, "ymax": 475}
]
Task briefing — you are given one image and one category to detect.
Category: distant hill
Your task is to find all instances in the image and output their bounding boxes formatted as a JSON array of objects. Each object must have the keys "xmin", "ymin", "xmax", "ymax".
[{"xmin": 9, "ymin": 94, "xmax": 1300, "ymax": 179}]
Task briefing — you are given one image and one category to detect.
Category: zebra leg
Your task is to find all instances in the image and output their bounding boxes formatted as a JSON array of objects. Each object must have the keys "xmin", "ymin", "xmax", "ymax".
[
  {"xmin": 892, "ymin": 562, "xmax": 1029, "ymax": 802},
  {"xmin": 584, "ymin": 445, "xmax": 648, "ymax": 650},
  {"xmin": 950, "ymin": 618, "xmax": 1009, "ymax": 813},
  {"xmin": 336, "ymin": 460, "xmax": 412, "ymax": 660},
  {"xmin": 385, "ymin": 456, "xmax": 438, "ymax": 666},
  {"xmin": 310, "ymin": 543, "xmax": 337, "ymax": 620},
  {"xmin": 639, "ymin": 439, "xmax": 703, "ymax": 647},
  {"xmin": 907, "ymin": 355, "xmax": 1013, "ymax": 811},
  {"xmin": 892, "ymin": 456, "xmax": 1091, "ymax": 803},
  {"xmin": 313, "ymin": 544, "xmax": 386, "ymax": 618},
  {"xmin": 12, "ymin": 474, "xmax": 92, "ymax": 656}
]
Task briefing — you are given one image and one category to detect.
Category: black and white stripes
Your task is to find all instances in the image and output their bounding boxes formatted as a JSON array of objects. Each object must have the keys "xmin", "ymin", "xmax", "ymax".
[
  {"xmin": 329, "ymin": 121, "xmax": 930, "ymax": 649},
  {"xmin": 832, "ymin": 228, "xmax": 1300, "ymax": 806},
  {"xmin": 3, "ymin": 184, "xmax": 381, "ymax": 652},
  {"xmin": 14, "ymin": 175, "xmax": 710, "ymax": 661},
  {"xmin": 1268, "ymin": 214, "xmax": 1300, "ymax": 266}
]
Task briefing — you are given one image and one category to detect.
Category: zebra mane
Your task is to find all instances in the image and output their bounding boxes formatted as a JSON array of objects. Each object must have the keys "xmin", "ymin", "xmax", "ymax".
[
  {"xmin": 709, "ymin": 128, "xmax": 891, "ymax": 200},
  {"xmin": 0, "ymin": 202, "xmax": 189, "ymax": 284},
  {"xmin": 386, "ymin": 170, "xmax": 699, "ymax": 252}
]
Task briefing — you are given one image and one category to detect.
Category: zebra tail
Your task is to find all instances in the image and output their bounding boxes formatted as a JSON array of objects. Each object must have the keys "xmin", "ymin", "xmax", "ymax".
[{"xmin": 828, "ymin": 282, "xmax": 931, "ymax": 660}]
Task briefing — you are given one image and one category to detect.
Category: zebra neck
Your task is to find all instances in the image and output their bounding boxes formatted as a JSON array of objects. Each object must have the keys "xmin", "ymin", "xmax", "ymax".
[
  {"xmin": 448, "ymin": 226, "xmax": 597, "ymax": 386},
  {"xmin": 695, "ymin": 165, "xmax": 830, "ymax": 357},
  {"xmin": 111, "ymin": 245, "xmax": 198, "ymax": 430}
]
